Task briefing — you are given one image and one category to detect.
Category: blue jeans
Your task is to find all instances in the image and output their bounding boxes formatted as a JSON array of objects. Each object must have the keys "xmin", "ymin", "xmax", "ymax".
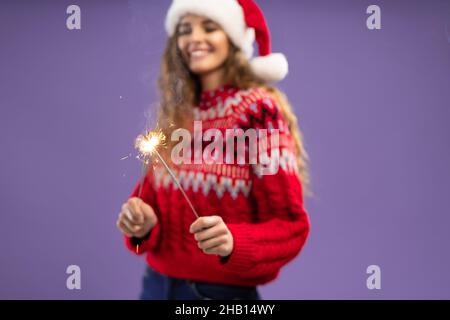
[{"xmin": 140, "ymin": 266, "xmax": 261, "ymax": 300}]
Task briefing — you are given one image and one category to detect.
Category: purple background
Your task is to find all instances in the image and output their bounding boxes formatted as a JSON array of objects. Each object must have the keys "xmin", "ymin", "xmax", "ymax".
[{"xmin": 1, "ymin": 0, "xmax": 449, "ymax": 299}]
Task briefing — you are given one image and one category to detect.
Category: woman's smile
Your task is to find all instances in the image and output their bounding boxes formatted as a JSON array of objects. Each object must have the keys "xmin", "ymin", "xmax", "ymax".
[{"xmin": 188, "ymin": 47, "xmax": 213, "ymax": 61}]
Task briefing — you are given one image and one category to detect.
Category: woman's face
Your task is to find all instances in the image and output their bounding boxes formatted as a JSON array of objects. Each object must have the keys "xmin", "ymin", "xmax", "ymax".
[{"xmin": 176, "ymin": 14, "xmax": 230, "ymax": 75}]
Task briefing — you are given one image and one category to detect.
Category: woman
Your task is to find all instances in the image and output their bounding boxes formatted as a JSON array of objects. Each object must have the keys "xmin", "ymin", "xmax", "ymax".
[{"xmin": 117, "ymin": 0, "xmax": 311, "ymax": 300}]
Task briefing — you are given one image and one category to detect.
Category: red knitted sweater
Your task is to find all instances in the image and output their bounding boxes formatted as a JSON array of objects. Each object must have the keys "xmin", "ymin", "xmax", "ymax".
[{"xmin": 124, "ymin": 84, "xmax": 310, "ymax": 287}]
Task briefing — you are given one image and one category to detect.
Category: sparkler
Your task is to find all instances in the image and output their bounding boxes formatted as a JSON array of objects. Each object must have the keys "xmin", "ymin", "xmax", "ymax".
[{"xmin": 135, "ymin": 130, "xmax": 199, "ymax": 219}]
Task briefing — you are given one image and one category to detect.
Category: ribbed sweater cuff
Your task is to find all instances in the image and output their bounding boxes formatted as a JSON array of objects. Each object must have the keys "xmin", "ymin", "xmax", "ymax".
[{"xmin": 223, "ymin": 223, "xmax": 257, "ymax": 273}]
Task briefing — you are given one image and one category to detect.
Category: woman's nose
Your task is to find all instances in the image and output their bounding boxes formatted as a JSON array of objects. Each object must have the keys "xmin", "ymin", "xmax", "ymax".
[{"xmin": 189, "ymin": 26, "xmax": 206, "ymax": 42}]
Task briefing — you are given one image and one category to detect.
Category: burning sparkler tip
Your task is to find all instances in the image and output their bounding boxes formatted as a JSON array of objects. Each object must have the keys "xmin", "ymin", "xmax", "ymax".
[{"xmin": 135, "ymin": 130, "xmax": 166, "ymax": 157}]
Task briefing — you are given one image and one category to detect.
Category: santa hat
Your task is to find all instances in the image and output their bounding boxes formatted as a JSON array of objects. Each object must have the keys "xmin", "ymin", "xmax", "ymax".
[{"xmin": 165, "ymin": 0, "xmax": 289, "ymax": 82}]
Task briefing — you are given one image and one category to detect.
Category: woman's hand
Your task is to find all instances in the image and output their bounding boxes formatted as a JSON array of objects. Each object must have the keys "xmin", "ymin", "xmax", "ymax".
[
  {"xmin": 116, "ymin": 197, "xmax": 158, "ymax": 239},
  {"xmin": 190, "ymin": 216, "xmax": 234, "ymax": 257}
]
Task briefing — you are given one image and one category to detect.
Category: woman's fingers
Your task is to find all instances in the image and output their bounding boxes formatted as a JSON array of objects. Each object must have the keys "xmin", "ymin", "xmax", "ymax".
[
  {"xmin": 194, "ymin": 224, "xmax": 227, "ymax": 242},
  {"xmin": 119, "ymin": 208, "xmax": 142, "ymax": 227},
  {"xmin": 121, "ymin": 204, "xmax": 137, "ymax": 224},
  {"xmin": 203, "ymin": 244, "xmax": 229, "ymax": 257},
  {"xmin": 117, "ymin": 210, "xmax": 146, "ymax": 236},
  {"xmin": 190, "ymin": 216, "xmax": 222, "ymax": 234},
  {"xmin": 117, "ymin": 199, "xmax": 156, "ymax": 239},
  {"xmin": 127, "ymin": 198, "xmax": 144, "ymax": 224},
  {"xmin": 120, "ymin": 213, "xmax": 140, "ymax": 232},
  {"xmin": 198, "ymin": 235, "xmax": 228, "ymax": 251},
  {"xmin": 190, "ymin": 215, "xmax": 234, "ymax": 257},
  {"xmin": 116, "ymin": 218, "xmax": 134, "ymax": 237},
  {"xmin": 140, "ymin": 201, "xmax": 157, "ymax": 224}
]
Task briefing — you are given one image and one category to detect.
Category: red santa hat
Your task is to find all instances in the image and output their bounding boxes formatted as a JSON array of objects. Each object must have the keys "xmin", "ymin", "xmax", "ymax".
[{"xmin": 165, "ymin": 0, "xmax": 289, "ymax": 82}]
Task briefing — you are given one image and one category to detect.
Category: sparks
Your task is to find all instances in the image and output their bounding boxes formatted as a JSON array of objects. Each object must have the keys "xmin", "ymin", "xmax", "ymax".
[
  {"xmin": 120, "ymin": 153, "xmax": 131, "ymax": 161},
  {"xmin": 134, "ymin": 130, "xmax": 166, "ymax": 199},
  {"xmin": 134, "ymin": 129, "xmax": 199, "ymax": 218},
  {"xmin": 135, "ymin": 130, "xmax": 166, "ymax": 159}
]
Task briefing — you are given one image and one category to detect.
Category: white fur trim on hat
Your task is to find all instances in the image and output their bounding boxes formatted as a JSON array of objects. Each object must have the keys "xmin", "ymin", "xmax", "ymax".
[
  {"xmin": 250, "ymin": 53, "xmax": 289, "ymax": 82},
  {"xmin": 165, "ymin": 0, "xmax": 254, "ymax": 58},
  {"xmin": 165, "ymin": 0, "xmax": 289, "ymax": 82}
]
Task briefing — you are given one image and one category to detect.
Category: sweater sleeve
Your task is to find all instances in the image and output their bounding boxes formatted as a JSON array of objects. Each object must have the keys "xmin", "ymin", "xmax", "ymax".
[
  {"xmin": 123, "ymin": 169, "xmax": 162, "ymax": 255},
  {"xmin": 223, "ymin": 95, "xmax": 310, "ymax": 277}
]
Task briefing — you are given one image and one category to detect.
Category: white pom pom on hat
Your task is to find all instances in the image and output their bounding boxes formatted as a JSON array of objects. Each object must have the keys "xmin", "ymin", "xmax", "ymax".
[{"xmin": 165, "ymin": 0, "xmax": 289, "ymax": 82}]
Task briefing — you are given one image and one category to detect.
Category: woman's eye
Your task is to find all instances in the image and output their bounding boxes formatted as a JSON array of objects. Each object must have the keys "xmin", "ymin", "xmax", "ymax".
[
  {"xmin": 204, "ymin": 27, "xmax": 217, "ymax": 33},
  {"xmin": 177, "ymin": 25, "xmax": 217, "ymax": 36},
  {"xmin": 177, "ymin": 27, "xmax": 191, "ymax": 36},
  {"xmin": 178, "ymin": 30, "xmax": 190, "ymax": 36}
]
